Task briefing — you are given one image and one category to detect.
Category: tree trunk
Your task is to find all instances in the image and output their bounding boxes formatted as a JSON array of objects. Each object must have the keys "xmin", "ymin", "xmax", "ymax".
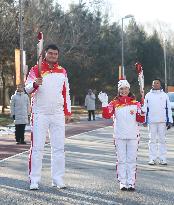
[
  {"xmin": 1, "ymin": 70, "xmax": 6, "ymax": 113},
  {"xmin": 5, "ymin": 87, "xmax": 10, "ymax": 107},
  {"xmin": 72, "ymin": 95, "xmax": 76, "ymax": 106}
]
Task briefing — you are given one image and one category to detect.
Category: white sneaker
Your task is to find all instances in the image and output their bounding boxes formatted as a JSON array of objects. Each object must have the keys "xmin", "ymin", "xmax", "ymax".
[
  {"xmin": 128, "ymin": 184, "xmax": 135, "ymax": 191},
  {"xmin": 30, "ymin": 183, "xmax": 39, "ymax": 190},
  {"xmin": 159, "ymin": 160, "xmax": 167, "ymax": 165},
  {"xmin": 52, "ymin": 182, "xmax": 66, "ymax": 189},
  {"xmin": 148, "ymin": 160, "xmax": 156, "ymax": 165},
  {"xmin": 119, "ymin": 183, "xmax": 127, "ymax": 191}
]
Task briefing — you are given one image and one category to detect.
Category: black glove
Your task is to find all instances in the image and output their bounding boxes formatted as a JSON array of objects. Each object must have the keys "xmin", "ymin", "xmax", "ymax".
[
  {"xmin": 13, "ymin": 115, "xmax": 15, "ymax": 120},
  {"xmin": 166, "ymin": 122, "xmax": 172, "ymax": 130}
]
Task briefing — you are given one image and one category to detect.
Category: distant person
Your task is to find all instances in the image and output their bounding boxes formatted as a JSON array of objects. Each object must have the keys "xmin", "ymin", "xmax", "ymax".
[
  {"xmin": 143, "ymin": 79, "xmax": 173, "ymax": 165},
  {"xmin": 10, "ymin": 84, "xmax": 30, "ymax": 144},
  {"xmin": 85, "ymin": 89, "xmax": 96, "ymax": 121},
  {"xmin": 98, "ymin": 80, "xmax": 145, "ymax": 191}
]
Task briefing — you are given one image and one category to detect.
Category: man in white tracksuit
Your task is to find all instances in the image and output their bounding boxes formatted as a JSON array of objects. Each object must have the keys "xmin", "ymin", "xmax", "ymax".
[
  {"xmin": 25, "ymin": 44, "xmax": 71, "ymax": 190},
  {"xmin": 143, "ymin": 79, "xmax": 173, "ymax": 165}
]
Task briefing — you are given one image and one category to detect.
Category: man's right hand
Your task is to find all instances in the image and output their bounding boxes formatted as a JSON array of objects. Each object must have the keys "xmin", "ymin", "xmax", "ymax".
[
  {"xmin": 143, "ymin": 123, "xmax": 147, "ymax": 127},
  {"xmin": 34, "ymin": 77, "xmax": 43, "ymax": 86},
  {"xmin": 166, "ymin": 122, "xmax": 173, "ymax": 130}
]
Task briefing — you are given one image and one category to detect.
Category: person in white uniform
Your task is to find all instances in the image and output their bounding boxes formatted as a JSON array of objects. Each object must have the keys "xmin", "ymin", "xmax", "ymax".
[
  {"xmin": 98, "ymin": 80, "xmax": 145, "ymax": 191},
  {"xmin": 143, "ymin": 79, "xmax": 173, "ymax": 165},
  {"xmin": 25, "ymin": 44, "xmax": 71, "ymax": 190}
]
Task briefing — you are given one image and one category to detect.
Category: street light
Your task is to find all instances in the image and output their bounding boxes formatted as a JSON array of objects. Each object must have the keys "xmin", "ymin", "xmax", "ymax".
[
  {"xmin": 19, "ymin": 0, "xmax": 24, "ymax": 84},
  {"xmin": 121, "ymin": 14, "xmax": 134, "ymax": 78},
  {"xmin": 163, "ymin": 39, "xmax": 167, "ymax": 92}
]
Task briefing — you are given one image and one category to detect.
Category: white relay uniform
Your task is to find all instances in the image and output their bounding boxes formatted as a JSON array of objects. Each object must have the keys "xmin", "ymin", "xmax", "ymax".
[
  {"xmin": 25, "ymin": 61, "xmax": 71, "ymax": 185},
  {"xmin": 143, "ymin": 89, "xmax": 173, "ymax": 162},
  {"xmin": 101, "ymin": 96, "xmax": 144, "ymax": 187}
]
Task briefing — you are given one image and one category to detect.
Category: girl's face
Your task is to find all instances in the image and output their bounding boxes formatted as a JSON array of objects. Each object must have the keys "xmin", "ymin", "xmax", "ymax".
[{"xmin": 119, "ymin": 86, "xmax": 130, "ymax": 96}]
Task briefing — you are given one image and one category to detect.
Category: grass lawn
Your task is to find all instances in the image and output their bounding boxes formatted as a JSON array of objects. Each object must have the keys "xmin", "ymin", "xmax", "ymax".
[{"xmin": 0, "ymin": 114, "xmax": 13, "ymax": 126}]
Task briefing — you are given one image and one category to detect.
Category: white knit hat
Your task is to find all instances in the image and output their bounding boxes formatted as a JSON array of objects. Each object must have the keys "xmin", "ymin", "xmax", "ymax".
[{"xmin": 118, "ymin": 79, "xmax": 130, "ymax": 90}]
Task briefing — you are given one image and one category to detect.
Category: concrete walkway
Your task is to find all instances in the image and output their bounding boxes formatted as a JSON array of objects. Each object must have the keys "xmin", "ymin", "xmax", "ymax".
[{"xmin": 0, "ymin": 125, "xmax": 174, "ymax": 205}]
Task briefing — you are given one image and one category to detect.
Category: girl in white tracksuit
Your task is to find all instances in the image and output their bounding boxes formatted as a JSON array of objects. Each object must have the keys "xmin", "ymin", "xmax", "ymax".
[
  {"xmin": 143, "ymin": 79, "xmax": 173, "ymax": 165},
  {"xmin": 98, "ymin": 80, "xmax": 145, "ymax": 191}
]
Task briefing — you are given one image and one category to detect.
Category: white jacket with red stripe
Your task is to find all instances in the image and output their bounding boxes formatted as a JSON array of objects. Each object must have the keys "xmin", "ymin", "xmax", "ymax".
[
  {"xmin": 102, "ymin": 96, "xmax": 145, "ymax": 139},
  {"xmin": 25, "ymin": 61, "xmax": 71, "ymax": 115}
]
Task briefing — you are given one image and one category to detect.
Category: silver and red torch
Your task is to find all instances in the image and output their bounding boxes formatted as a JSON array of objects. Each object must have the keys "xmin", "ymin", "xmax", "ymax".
[
  {"xmin": 37, "ymin": 32, "xmax": 43, "ymax": 77},
  {"xmin": 135, "ymin": 62, "xmax": 144, "ymax": 104}
]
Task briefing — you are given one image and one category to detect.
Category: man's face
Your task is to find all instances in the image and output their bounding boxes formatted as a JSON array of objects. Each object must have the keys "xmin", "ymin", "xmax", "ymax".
[
  {"xmin": 152, "ymin": 80, "xmax": 161, "ymax": 90},
  {"xmin": 45, "ymin": 49, "xmax": 59, "ymax": 64},
  {"xmin": 17, "ymin": 84, "xmax": 24, "ymax": 92},
  {"xmin": 88, "ymin": 89, "xmax": 92, "ymax": 95},
  {"xmin": 119, "ymin": 87, "xmax": 130, "ymax": 96}
]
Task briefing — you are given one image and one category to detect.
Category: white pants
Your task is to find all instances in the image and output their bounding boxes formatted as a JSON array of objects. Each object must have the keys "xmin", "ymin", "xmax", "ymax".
[
  {"xmin": 148, "ymin": 123, "xmax": 167, "ymax": 161},
  {"xmin": 115, "ymin": 138, "xmax": 138, "ymax": 186},
  {"xmin": 29, "ymin": 113, "xmax": 65, "ymax": 184}
]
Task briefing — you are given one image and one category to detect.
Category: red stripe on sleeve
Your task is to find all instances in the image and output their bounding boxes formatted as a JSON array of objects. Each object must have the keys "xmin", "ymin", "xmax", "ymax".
[{"xmin": 62, "ymin": 82, "xmax": 71, "ymax": 116}]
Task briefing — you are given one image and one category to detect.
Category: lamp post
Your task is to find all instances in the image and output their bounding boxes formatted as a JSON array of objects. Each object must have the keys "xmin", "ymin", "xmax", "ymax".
[
  {"xmin": 163, "ymin": 39, "xmax": 167, "ymax": 92},
  {"xmin": 121, "ymin": 14, "xmax": 134, "ymax": 78},
  {"xmin": 19, "ymin": 0, "xmax": 24, "ymax": 84}
]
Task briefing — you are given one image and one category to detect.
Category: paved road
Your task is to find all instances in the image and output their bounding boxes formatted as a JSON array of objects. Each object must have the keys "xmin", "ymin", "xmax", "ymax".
[
  {"xmin": 0, "ymin": 118, "xmax": 112, "ymax": 160},
  {"xmin": 0, "ymin": 122, "xmax": 174, "ymax": 205}
]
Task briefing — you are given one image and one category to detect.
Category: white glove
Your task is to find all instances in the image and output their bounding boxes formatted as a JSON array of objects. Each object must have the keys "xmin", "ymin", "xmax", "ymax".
[{"xmin": 98, "ymin": 91, "xmax": 108, "ymax": 107}]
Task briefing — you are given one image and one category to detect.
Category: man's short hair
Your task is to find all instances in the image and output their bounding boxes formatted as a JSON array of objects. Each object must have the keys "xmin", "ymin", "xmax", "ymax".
[
  {"xmin": 153, "ymin": 78, "xmax": 162, "ymax": 84},
  {"xmin": 45, "ymin": 44, "xmax": 59, "ymax": 53}
]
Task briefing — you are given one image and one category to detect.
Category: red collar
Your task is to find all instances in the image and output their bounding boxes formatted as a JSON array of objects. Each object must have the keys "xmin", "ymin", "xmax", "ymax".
[
  {"xmin": 41, "ymin": 60, "xmax": 59, "ymax": 71},
  {"xmin": 118, "ymin": 96, "xmax": 133, "ymax": 104},
  {"xmin": 112, "ymin": 96, "xmax": 137, "ymax": 108}
]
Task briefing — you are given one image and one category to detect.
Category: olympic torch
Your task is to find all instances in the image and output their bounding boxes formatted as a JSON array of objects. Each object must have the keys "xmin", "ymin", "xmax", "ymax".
[
  {"xmin": 135, "ymin": 62, "xmax": 144, "ymax": 104},
  {"xmin": 37, "ymin": 32, "xmax": 43, "ymax": 77}
]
